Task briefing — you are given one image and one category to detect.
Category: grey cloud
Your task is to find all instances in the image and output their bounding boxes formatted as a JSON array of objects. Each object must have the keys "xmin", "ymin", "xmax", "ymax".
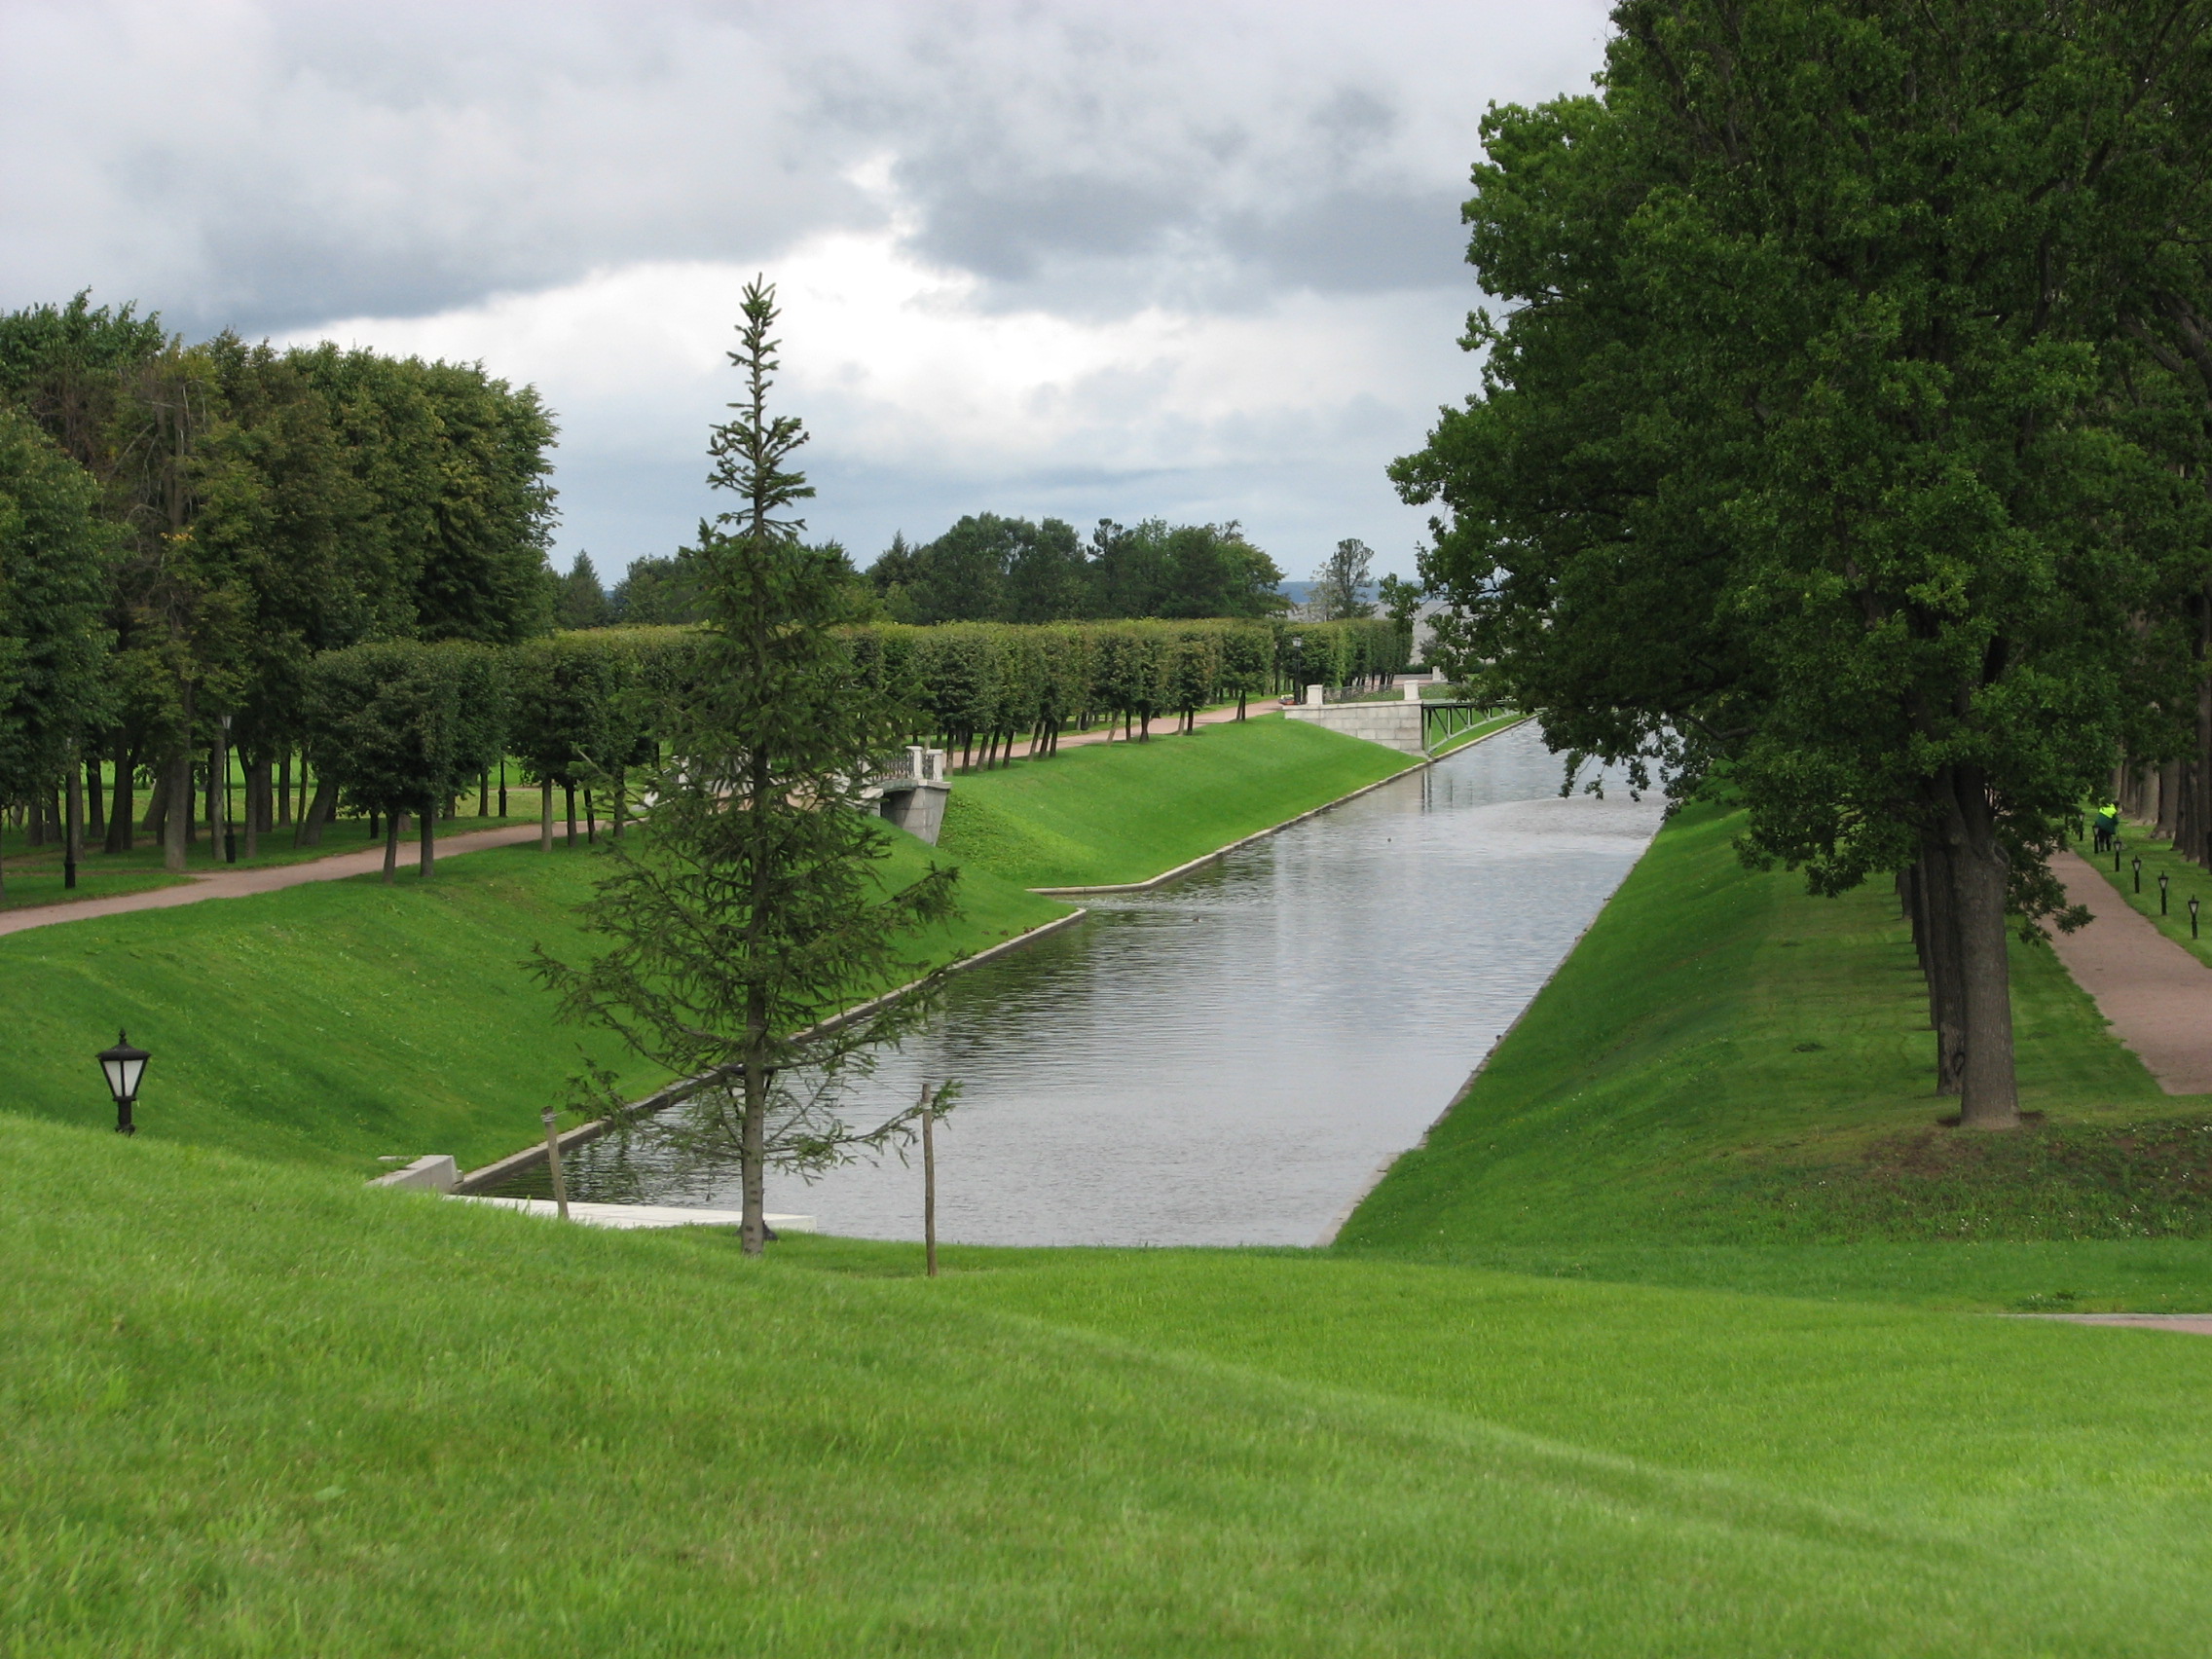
[{"xmin": 1, "ymin": 0, "xmax": 1605, "ymax": 334}]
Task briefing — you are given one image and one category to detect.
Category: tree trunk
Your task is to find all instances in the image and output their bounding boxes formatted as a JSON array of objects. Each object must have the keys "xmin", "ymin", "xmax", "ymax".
[
  {"xmin": 163, "ymin": 686, "xmax": 194, "ymax": 872},
  {"xmin": 141, "ymin": 771, "xmax": 165, "ymax": 844},
  {"xmin": 1914, "ymin": 839, "xmax": 1969, "ymax": 1096},
  {"xmin": 112, "ymin": 751, "xmax": 131, "ymax": 850},
  {"xmin": 540, "ymin": 780, "xmax": 553, "ymax": 852},
  {"xmin": 479, "ymin": 768, "xmax": 489, "ymax": 819},
  {"xmin": 1941, "ymin": 767, "xmax": 2019, "ymax": 1129},
  {"xmin": 565, "ymin": 782, "xmax": 577, "ymax": 848},
  {"xmin": 244, "ymin": 758, "xmax": 268, "ymax": 859},
  {"xmin": 612, "ymin": 767, "xmax": 625, "ymax": 838},
  {"xmin": 585, "ymin": 789, "xmax": 596, "ymax": 844},
  {"xmin": 420, "ymin": 804, "xmax": 435, "ymax": 878},
  {"xmin": 164, "ymin": 745, "xmax": 191, "ymax": 872},
  {"xmin": 296, "ymin": 777, "xmax": 337, "ymax": 847},
  {"xmin": 382, "ymin": 816, "xmax": 399, "ymax": 884},
  {"xmin": 86, "ymin": 750, "xmax": 104, "ymax": 843},
  {"xmin": 741, "ymin": 1054, "xmax": 768, "ymax": 1258},
  {"xmin": 65, "ymin": 750, "xmax": 84, "ymax": 880},
  {"xmin": 277, "ymin": 753, "xmax": 291, "ymax": 827},
  {"xmin": 2158, "ymin": 759, "xmax": 2182, "ymax": 840}
]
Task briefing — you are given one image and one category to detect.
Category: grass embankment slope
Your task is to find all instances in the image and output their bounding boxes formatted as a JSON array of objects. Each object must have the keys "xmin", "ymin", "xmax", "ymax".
[
  {"xmin": 1340, "ymin": 795, "xmax": 2212, "ymax": 1309},
  {"xmin": 11, "ymin": 1114, "xmax": 2212, "ymax": 1657},
  {"xmin": 939, "ymin": 713, "xmax": 1419, "ymax": 888},
  {"xmin": 0, "ymin": 832, "xmax": 1065, "ymax": 1175}
]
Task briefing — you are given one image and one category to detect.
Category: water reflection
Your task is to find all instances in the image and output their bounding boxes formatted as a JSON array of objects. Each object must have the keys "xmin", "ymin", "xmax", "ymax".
[{"xmin": 505, "ymin": 722, "xmax": 1666, "ymax": 1246}]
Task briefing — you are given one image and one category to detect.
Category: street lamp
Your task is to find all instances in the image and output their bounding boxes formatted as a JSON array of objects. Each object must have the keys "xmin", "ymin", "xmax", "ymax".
[
  {"xmin": 2160, "ymin": 870, "xmax": 2170, "ymax": 915},
  {"xmin": 2192, "ymin": 896, "xmax": 2200, "ymax": 940},
  {"xmin": 96, "ymin": 1031, "xmax": 150, "ymax": 1135},
  {"xmin": 2133, "ymin": 855, "xmax": 2143, "ymax": 893}
]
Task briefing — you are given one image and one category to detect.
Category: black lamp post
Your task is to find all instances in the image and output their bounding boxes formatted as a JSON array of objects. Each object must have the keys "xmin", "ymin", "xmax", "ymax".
[
  {"xmin": 2160, "ymin": 870, "xmax": 2170, "ymax": 914},
  {"xmin": 96, "ymin": 1031, "xmax": 150, "ymax": 1135},
  {"xmin": 2192, "ymin": 896, "xmax": 2200, "ymax": 940},
  {"xmin": 2133, "ymin": 855, "xmax": 2143, "ymax": 893}
]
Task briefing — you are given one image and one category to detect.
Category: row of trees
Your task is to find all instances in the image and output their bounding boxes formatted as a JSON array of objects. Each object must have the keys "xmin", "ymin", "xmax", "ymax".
[
  {"xmin": 275, "ymin": 606, "xmax": 1416, "ymax": 880},
  {"xmin": 286, "ymin": 612, "xmax": 1409, "ymax": 859},
  {"xmin": 0, "ymin": 292, "xmax": 559, "ymax": 870},
  {"xmin": 1396, "ymin": 1, "xmax": 2212, "ymax": 1130}
]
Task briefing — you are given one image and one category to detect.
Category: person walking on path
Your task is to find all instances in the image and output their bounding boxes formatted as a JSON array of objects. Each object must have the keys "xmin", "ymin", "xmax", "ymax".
[{"xmin": 2093, "ymin": 801, "xmax": 2120, "ymax": 856}]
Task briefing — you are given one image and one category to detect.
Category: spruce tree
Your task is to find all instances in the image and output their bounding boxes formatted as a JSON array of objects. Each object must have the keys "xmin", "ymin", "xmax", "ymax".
[{"xmin": 535, "ymin": 278, "xmax": 958, "ymax": 1253}]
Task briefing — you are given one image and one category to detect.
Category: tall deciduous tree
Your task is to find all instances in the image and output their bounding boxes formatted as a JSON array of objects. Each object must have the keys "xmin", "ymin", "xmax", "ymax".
[
  {"xmin": 1311, "ymin": 538, "xmax": 1377, "ymax": 620},
  {"xmin": 1396, "ymin": 0, "xmax": 2212, "ymax": 1128},
  {"xmin": 0, "ymin": 409, "xmax": 114, "ymax": 892},
  {"xmin": 535, "ymin": 278, "xmax": 958, "ymax": 1255}
]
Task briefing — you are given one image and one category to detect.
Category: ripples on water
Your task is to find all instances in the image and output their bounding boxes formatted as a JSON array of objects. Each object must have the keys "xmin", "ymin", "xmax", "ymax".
[{"xmin": 519, "ymin": 721, "xmax": 1667, "ymax": 1246}]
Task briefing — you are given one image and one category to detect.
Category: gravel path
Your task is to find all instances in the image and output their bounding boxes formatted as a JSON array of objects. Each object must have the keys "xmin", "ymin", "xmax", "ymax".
[
  {"xmin": 2043, "ymin": 848, "xmax": 2212, "ymax": 1094},
  {"xmin": 0, "ymin": 823, "xmax": 546, "ymax": 940}
]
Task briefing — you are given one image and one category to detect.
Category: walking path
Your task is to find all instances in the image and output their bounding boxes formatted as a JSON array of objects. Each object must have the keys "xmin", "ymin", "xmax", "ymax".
[
  {"xmin": 2044, "ymin": 849, "xmax": 2212, "ymax": 1094},
  {"xmin": 0, "ymin": 823, "xmax": 545, "ymax": 940}
]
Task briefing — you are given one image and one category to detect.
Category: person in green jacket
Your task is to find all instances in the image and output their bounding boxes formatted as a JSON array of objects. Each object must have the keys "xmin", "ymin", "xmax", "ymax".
[{"xmin": 2094, "ymin": 801, "xmax": 2121, "ymax": 855}]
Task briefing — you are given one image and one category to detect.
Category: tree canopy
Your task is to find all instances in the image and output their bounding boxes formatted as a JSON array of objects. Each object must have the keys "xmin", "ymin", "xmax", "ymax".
[{"xmin": 1397, "ymin": 0, "xmax": 2212, "ymax": 1128}]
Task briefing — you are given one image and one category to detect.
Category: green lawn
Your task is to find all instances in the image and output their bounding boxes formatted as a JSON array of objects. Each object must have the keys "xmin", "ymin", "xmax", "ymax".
[
  {"xmin": 8, "ymin": 1115, "xmax": 2212, "ymax": 1657},
  {"xmin": 939, "ymin": 713, "xmax": 1420, "ymax": 888},
  {"xmin": 1338, "ymin": 795, "xmax": 2212, "ymax": 1309},
  {"xmin": 0, "ymin": 831, "xmax": 1067, "ymax": 1176}
]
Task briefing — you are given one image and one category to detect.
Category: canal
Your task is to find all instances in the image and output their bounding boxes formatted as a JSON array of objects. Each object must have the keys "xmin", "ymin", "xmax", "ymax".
[{"xmin": 517, "ymin": 720, "xmax": 1667, "ymax": 1246}]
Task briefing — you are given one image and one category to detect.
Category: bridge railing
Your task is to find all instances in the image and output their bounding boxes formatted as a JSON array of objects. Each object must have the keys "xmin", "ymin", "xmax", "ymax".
[{"xmin": 1419, "ymin": 702, "xmax": 1510, "ymax": 753}]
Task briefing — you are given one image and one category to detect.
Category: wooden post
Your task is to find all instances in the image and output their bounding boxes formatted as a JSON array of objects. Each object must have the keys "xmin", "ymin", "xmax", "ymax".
[
  {"xmin": 921, "ymin": 1083, "xmax": 938, "ymax": 1278},
  {"xmin": 541, "ymin": 1107, "xmax": 571, "ymax": 1221}
]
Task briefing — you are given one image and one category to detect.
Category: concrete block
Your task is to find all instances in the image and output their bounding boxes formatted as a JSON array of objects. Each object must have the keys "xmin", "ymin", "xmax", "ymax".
[{"xmin": 370, "ymin": 1155, "xmax": 460, "ymax": 1194}]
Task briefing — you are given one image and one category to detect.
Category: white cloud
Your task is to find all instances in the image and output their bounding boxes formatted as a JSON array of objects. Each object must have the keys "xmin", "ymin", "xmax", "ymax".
[
  {"xmin": 294, "ymin": 218, "xmax": 1477, "ymax": 571},
  {"xmin": 8, "ymin": 0, "xmax": 1617, "ymax": 578}
]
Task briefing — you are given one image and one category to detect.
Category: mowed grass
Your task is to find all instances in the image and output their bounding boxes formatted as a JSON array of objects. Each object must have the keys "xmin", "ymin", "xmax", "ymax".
[
  {"xmin": 0, "ymin": 831, "xmax": 1066, "ymax": 1176},
  {"xmin": 1339, "ymin": 796, "xmax": 2212, "ymax": 1309},
  {"xmin": 938, "ymin": 713, "xmax": 1419, "ymax": 888},
  {"xmin": 9, "ymin": 1114, "xmax": 2212, "ymax": 1658}
]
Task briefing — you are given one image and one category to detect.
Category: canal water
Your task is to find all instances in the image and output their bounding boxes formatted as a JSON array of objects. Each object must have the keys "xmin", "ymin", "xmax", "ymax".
[{"xmin": 514, "ymin": 721, "xmax": 1667, "ymax": 1246}]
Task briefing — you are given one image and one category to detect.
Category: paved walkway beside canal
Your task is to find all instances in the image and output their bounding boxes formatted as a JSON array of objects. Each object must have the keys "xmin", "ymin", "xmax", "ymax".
[
  {"xmin": 2045, "ymin": 848, "xmax": 2212, "ymax": 1094},
  {"xmin": 0, "ymin": 822, "xmax": 545, "ymax": 939}
]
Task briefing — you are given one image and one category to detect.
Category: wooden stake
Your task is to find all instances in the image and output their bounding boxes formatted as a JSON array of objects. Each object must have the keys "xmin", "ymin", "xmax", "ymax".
[
  {"xmin": 541, "ymin": 1107, "xmax": 571, "ymax": 1221},
  {"xmin": 921, "ymin": 1083, "xmax": 939, "ymax": 1278}
]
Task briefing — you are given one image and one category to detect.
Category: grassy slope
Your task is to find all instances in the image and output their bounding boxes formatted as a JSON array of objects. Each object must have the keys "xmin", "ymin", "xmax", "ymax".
[
  {"xmin": 0, "ymin": 833, "xmax": 1066, "ymax": 1175},
  {"xmin": 1339, "ymin": 796, "xmax": 2212, "ymax": 1309},
  {"xmin": 938, "ymin": 713, "xmax": 1419, "ymax": 888},
  {"xmin": 10, "ymin": 1115, "xmax": 2212, "ymax": 1657}
]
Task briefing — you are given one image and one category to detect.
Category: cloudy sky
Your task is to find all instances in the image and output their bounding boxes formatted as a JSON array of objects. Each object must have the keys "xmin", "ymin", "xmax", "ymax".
[{"xmin": 0, "ymin": 0, "xmax": 1612, "ymax": 586}]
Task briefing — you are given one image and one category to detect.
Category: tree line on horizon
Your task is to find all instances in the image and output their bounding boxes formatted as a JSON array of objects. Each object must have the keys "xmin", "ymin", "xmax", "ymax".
[
  {"xmin": 554, "ymin": 517, "xmax": 1409, "ymax": 632},
  {"xmin": 1399, "ymin": 1, "xmax": 2212, "ymax": 1131}
]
